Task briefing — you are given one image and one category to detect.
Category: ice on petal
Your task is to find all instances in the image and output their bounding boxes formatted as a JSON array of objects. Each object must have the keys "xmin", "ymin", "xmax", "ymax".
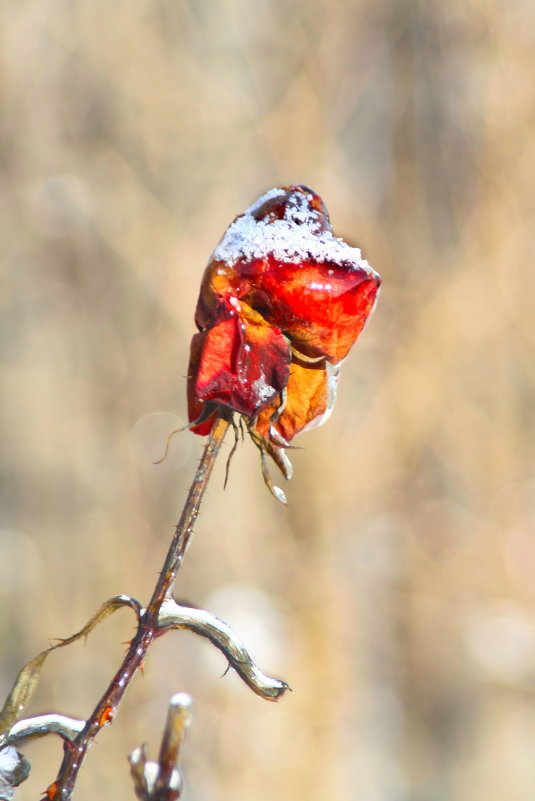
[
  {"xmin": 301, "ymin": 361, "xmax": 342, "ymax": 435},
  {"xmin": 212, "ymin": 187, "xmax": 379, "ymax": 280},
  {"xmin": 272, "ymin": 485, "xmax": 288, "ymax": 505},
  {"xmin": 251, "ymin": 376, "xmax": 276, "ymax": 405}
]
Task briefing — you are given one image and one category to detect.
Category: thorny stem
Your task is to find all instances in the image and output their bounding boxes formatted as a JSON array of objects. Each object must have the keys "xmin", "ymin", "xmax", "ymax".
[{"xmin": 52, "ymin": 414, "xmax": 230, "ymax": 800}]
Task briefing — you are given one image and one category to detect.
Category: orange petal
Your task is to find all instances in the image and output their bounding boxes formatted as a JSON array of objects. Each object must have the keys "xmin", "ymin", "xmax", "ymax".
[{"xmin": 255, "ymin": 360, "xmax": 333, "ymax": 445}]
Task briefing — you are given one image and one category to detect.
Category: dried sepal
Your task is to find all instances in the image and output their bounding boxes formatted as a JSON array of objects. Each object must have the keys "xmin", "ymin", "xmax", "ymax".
[
  {"xmin": 129, "ymin": 744, "xmax": 155, "ymax": 801},
  {"xmin": 153, "ymin": 693, "xmax": 192, "ymax": 801},
  {"xmin": 128, "ymin": 694, "xmax": 191, "ymax": 801},
  {"xmin": 129, "ymin": 748, "xmax": 181, "ymax": 801},
  {"xmin": 157, "ymin": 598, "xmax": 289, "ymax": 701}
]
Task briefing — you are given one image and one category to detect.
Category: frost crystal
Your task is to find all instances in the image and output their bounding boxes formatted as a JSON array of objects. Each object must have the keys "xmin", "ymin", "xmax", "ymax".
[
  {"xmin": 251, "ymin": 377, "xmax": 276, "ymax": 404},
  {"xmin": 212, "ymin": 187, "xmax": 380, "ymax": 280}
]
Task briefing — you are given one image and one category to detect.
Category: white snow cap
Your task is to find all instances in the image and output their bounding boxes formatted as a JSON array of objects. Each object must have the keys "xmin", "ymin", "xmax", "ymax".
[{"xmin": 211, "ymin": 186, "xmax": 380, "ymax": 280}]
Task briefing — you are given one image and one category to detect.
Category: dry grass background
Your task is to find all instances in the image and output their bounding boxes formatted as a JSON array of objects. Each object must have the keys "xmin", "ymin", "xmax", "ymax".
[{"xmin": 1, "ymin": 1, "xmax": 534, "ymax": 799}]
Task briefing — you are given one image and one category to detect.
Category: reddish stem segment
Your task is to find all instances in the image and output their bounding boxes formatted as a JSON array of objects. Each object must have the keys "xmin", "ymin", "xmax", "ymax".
[{"xmin": 53, "ymin": 414, "xmax": 230, "ymax": 800}]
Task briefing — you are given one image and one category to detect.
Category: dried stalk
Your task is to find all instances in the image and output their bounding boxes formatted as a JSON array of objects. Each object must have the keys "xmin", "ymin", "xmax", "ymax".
[{"xmin": 52, "ymin": 413, "xmax": 230, "ymax": 800}]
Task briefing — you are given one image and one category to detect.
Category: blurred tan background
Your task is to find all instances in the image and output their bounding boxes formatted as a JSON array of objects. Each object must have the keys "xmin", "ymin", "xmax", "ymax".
[{"xmin": 1, "ymin": 1, "xmax": 534, "ymax": 799}]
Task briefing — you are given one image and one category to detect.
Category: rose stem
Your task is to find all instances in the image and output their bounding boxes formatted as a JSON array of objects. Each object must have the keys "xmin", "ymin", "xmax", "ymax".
[{"xmin": 53, "ymin": 413, "xmax": 230, "ymax": 800}]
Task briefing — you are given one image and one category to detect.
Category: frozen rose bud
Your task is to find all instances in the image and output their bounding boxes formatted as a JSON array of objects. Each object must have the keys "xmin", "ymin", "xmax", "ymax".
[{"xmin": 187, "ymin": 185, "xmax": 381, "ymax": 499}]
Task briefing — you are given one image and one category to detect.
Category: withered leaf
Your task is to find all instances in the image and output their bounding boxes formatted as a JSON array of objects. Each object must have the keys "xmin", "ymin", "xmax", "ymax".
[
  {"xmin": 157, "ymin": 598, "xmax": 289, "ymax": 701},
  {"xmin": 0, "ymin": 595, "xmax": 141, "ymax": 742}
]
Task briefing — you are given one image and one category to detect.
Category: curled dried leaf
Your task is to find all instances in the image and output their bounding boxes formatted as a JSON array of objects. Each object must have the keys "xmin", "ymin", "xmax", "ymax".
[
  {"xmin": 157, "ymin": 599, "xmax": 289, "ymax": 701},
  {"xmin": 0, "ymin": 652, "xmax": 49, "ymax": 745},
  {"xmin": 0, "ymin": 595, "xmax": 142, "ymax": 742},
  {"xmin": 0, "ymin": 745, "xmax": 31, "ymax": 800},
  {"xmin": 7, "ymin": 714, "xmax": 85, "ymax": 745}
]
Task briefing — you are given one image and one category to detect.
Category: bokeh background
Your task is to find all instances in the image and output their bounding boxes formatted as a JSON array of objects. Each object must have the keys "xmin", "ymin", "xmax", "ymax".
[{"xmin": 1, "ymin": 1, "xmax": 534, "ymax": 799}]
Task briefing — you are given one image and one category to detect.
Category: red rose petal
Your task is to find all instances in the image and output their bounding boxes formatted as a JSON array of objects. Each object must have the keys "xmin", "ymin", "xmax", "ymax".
[
  {"xmin": 243, "ymin": 258, "xmax": 379, "ymax": 362},
  {"xmin": 187, "ymin": 299, "xmax": 290, "ymax": 425}
]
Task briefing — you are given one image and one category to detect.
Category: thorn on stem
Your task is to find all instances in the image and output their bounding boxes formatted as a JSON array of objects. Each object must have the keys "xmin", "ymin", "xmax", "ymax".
[{"xmin": 98, "ymin": 706, "xmax": 114, "ymax": 729}]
